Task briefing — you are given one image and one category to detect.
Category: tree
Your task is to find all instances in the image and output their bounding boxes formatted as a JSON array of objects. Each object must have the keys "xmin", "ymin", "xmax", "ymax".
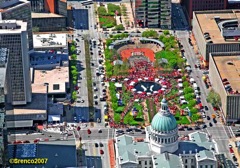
[
  {"xmin": 188, "ymin": 100, "xmax": 197, "ymax": 108},
  {"xmin": 163, "ymin": 30, "xmax": 170, "ymax": 35},
  {"xmin": 115, "ymin": 24, "xmax": 125, "ymax": 31},
  {"xmin": 184, "ymin": 87, "xmax": 194, "ymax": 94},
  {"xmin": 183, "ymin": 81, "xmax": 189, "ymax": 87},
  {"xmin": 142, "ymin": 30, "xmax": 158, "ymax": 38},
  {"xmin": 184, "ymin": 93, "xmax": 194, "ymax": 101},
  {"xmin": 72, "ymin": 91, "xmax": 77, "ymax": 101},
  {"xmin": 207, "ymin": 89, "xmax": 222, "ymax": 107}
]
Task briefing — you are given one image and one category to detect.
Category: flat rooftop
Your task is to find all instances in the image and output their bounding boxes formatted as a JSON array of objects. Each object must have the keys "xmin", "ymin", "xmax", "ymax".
[
  {"xmin": 195, "ymin": 10, "xmax": 240, "ymax": 44},
  {"xmin": 6, "ymin": 85, "xmax": 47, "ymax": 115},
  {"xmin": 33, "ymin": 33, "xmax": 67, "ymax": 49},
  {"xmin": 32, "ymin": 12, "xmax": 65, "ymax": 18},
  {"xmin": 0, "ymin": 20, "xmax": 27, "ymax": 34},
  {"xmin": 213, "ymin": 55, "xmax": 240, "ymax": 92},
  {"xmin": 34, "ymin": 67, "xmax": 69, "ymax": 94}
]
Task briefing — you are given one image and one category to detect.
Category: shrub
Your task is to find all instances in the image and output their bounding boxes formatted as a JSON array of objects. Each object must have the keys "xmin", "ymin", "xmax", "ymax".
[
  {"xmin": 142, "ymin": 30, "xmax": 158, "ymax": 38},
  {"xmin": 97, "ymin": 6, "xmax": 107, "ymax": 16},
  {"xmin": 114, "ymin": 24, "xmax": 125, "ymax": 31},
  {"xmin": 107, "ymin": 3, "xmax": 121, "ymax": 16}
]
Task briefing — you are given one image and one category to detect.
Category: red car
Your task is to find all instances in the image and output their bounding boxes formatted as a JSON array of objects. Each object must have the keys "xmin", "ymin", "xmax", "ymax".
[
  {"xmin": 100, "ymin": 149, "xmax": 104, "ymax": 155},
  {"xmin": 229, "ymin": 148, "xmax": 234, "ymax": 153}
]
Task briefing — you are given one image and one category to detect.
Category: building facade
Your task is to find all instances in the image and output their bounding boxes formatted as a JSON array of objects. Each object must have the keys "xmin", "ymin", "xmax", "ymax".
[
  {"xmin": 181, "ymin": 0, "xmax": 227, "ymax": 23},
  {"xmin": 32, "ymin": 13, "xmax": 66, "ymax": 32},
  {"xmin": 115, "ymin": 99, "xmax": 219, "ymax": 168},
  {"xmin": 135, "ymin": 0, "xmax": 171, "ymax": 29},
  {"xmin": 0, "ymin": 48, "xmax": 8, "ymax": 167},
  {"xmin": 0, "ymin": 0, "xmax": 34, "ymax": 50},
  {"xmin": 0, "ymin": 20, "xmax": 32, "ymax": 105},
  {"xmin": 209, "ymin": 53, "xmax": 240, "ymax": 122}
]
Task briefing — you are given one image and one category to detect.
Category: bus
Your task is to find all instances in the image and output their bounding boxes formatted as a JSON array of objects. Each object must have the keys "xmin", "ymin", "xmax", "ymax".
[{"xmin": 81, "ymin": 0, "xmax": 93, "ymax": 5}]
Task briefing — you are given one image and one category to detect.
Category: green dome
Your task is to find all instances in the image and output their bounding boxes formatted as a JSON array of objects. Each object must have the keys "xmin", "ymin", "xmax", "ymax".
[{"xmin": 151, "ymin": 112, "xmax": 177, "ymax": 132}]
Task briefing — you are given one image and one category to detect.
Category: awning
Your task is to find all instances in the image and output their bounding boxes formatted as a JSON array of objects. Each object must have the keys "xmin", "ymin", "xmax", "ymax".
[
  {"xmin": 48, "ymin": 115, "xmax": 61, "ymax": 122},
  {"xmin": 7, "ymin": 120, "xmax": 33, "ymax": 128}
]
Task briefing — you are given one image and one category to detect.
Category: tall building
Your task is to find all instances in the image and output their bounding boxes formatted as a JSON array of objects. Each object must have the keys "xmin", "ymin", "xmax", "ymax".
[
  {"xmin": 135, "ymin": 0, "xmax": 171, "ymax": 29},
  {"xmin": 181, "ymin": 0, "xmax": 227, "ymax": 23},
  {"xmin": 0, "ymin": 20, "xmax": 32, "ymax": 105},
  {"xmin": 115, "ymin": 99, "xmax": 219, "ymax": 168},
  {"xmin": 0, "ymin": 48, "xmax": 8, "ymax": 167},
  {"xmin": 0, "ymin": 0, "xmax": 34, "ymax": 50}
]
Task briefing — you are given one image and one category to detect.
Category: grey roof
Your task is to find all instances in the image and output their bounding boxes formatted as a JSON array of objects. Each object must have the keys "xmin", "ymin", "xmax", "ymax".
[
  {"xmin": 196, "ymin": 150, "xmax": 216, "ymax": 161},
  {"xmin": 153, "ymin": 153, "xmax": 182, "ymax": 168},
  {"xmin": 8, "ymin": 143, "xmax": 77, "ymax": 168},
  {"xmin": 116, "ymin": 135, "xmax": 151, "ymax": 164},
  {"xmin": 189, "ymin": 131, "xmax": 209, "ymax": 143},
  {"xmin": 113, "ymin": 60, "xmax": 123, "ymax": 65}
]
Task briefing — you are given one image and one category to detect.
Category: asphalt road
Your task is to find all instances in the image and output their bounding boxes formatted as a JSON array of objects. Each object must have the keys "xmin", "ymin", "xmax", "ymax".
[
  {"xmin": 175, "ymin": 29, "xmax": 233, "ymax": 158},
  {"xmin": 74, "ymin": 29, "xmax": 90, "ymax": 122}
]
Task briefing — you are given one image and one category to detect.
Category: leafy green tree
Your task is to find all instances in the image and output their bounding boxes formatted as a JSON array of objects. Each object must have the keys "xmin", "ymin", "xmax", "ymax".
[
  {"xmin": 183, "ymin": 81, "xmax": 189, "ymax": 87},
  {"xmin": 184, "ymin": 87, "xmax": 194, "ymax": 94},
  {"xmin": 115, "ymin": 24, "xmax": 125, "ymax": 30},
  {"xmin": 142, "ymin": 30, "xmax": 158, "ymax": 38},
  {"xmin": 163, "ymin": 30, "xmax": 170, "ymax": 35},
  {"xmin": 97, "ymin": 6, "xmax": 107, "ymax": 16},
  {"xmin": 207, "ymin": 89, "xmax": 222, "ymax": 107},
  {"xmin": 71, "ymin": 54, "xmax": 77, "ymax": 60},
  {"xmin": 188, "ymin": 100, "xmax": 197, "ymax": 108},
  {"xmin": 184, "ymin": 93, "xmax": 194, "ymax": 101},
  {"xmin": 114, "ymin": 114, "xmax": 121, "ymax": 123},
  {"xmin": 72, "ymin": 91, "xmax": 77, "ymax": 100}
]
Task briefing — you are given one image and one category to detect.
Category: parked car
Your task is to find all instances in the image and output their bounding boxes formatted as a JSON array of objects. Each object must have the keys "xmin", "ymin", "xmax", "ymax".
[{"xmin": 95, "ymin": 143, "xmax": 98, "ymax": 148}]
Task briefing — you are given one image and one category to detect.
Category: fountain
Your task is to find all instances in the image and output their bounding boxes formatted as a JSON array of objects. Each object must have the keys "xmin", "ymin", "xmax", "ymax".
[{"xmin": 134, "ymin": 81, "xmax": 161, "ymax": 93}]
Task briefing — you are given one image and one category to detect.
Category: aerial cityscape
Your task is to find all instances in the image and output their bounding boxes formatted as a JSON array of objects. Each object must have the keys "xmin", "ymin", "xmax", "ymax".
[{"xmin": 0, "ymin": 0, "xmax": 240, "ymax": 167}]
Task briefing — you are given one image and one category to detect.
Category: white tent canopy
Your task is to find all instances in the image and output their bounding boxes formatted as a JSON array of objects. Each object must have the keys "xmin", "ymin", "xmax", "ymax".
[
  {"xmin": 115, "ymin": 83, "xmax": 122, "ymax": 88},
  {"xmin": 178, "ymin": 83, "xmax": 183, "ymax": 87},
  {"xmin": 48, "ymin": 115, "xmax": 61, "ymax": 122},
  {"xmin": 190, "ymin": 78, "xmax": 195, "ymax": 83}
]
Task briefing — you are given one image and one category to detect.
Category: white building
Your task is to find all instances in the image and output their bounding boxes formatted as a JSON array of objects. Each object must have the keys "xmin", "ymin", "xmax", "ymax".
[{"xmin": 115, "ymin": 98, "xmax": 219, "ymax": 168}]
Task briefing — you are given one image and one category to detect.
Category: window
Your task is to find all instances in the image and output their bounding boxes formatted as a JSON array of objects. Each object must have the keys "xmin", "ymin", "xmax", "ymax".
[
  {"xmin": 210, "ymin": 165, "xmax": 213, "ymax": 168},
  {"xmin": 145, "ymin": 161, "xmax": 147, "ymax": 165},
  {"xmin": 139, "ymin": 161, "xmax": 141, "ymax": 165},
  {"xmin": 53, "ymin": 84, "xmax": 60, "ymax": 90},
  {"xmin": 200, "ymin": 166, "xmax": 203, "ymax": 168},
  {"xmin": 185, "ymin": 159, "xmax": 187, "ymax": 163}
]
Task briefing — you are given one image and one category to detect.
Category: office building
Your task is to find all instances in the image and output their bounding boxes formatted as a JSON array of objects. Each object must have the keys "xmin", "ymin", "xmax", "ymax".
[
  {"xmin": 181, "ymin": 0, "xmax": 227, "ymax": 22},
  {"xmin": 0, "ymin": 48, "xmax": 8, "ymax": 167},
  {"xmin": 209, "ymin": 52, "xmax": 240, "ymax": 123},
  {"xmin": 115, "ymin": 99, "xmax": 219, "ymax": 168},
  {"xmin": 135, "ymin": 0, "xmax": 171, "ymax": 29},
  {"xmin": 32, "ymin": 13, "xmax": 66, "ymax": 32},
  {"xmin": 227, "ymin": 0, "xmax": 240, "ymax": 9},
  {"xmin": 192, "ymin": 10, "xmax": 240, "ymax": 62},
  {"xmin": 0, "ymin": 20, "xmax": 32, "ymax": 105},
  {"xmin": 29, "ymin": 0, "xmax": 67, "ymax": 17},
  {"xmin": 0, "ymin": 0, "xmax": 33, "ymax": 50},
  {"xmin": 8, "ymin": 142, "xmax": 77, "ymax": 168}
]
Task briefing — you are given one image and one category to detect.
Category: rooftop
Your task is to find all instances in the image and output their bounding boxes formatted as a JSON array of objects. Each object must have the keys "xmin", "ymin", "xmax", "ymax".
[
  {"xmin": 213, "ymin": 55, "xmax": 240, "ymax": 92},
  {"xmin": 33, "ymin": 67, "xmax": 69, "ymax": 94},
  {"xmin": 0, "ymin": 0, "xmax": 27, "ymax": 11},
  {"xmin": 196, "ymin": 150, "xmax": 216, "ymax": 161},
  {"xmin": 8, "ymin": 143, "xmax": 77, "ymax": 168},
  {"xmin": 0, "ymin": 20, "xmax": 27, "ymax": 34},
  {"xmin": 6, "ymin": 85, "xmax": 47, "ymax": 116},
  {"xmin": 153, "ymin": 153, "xmax": 182, "ymax": 168},
  {"xmin": 33, "ymin": 33, "xmax": 67, "ymax": 49},
  {"xmin": 32, "ymin": 12, "xmax": 65, "ymax": 18},
  {"xmin": 116, "ymin": 135, "xmax": 152, "ymax": 164},
  {"xmin": 195, "ymin": 10, "xmax": 240, "ymax": 44}
]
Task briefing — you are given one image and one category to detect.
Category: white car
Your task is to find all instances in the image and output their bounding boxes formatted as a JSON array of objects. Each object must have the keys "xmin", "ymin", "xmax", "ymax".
[
  {"xmin": 229, "ymin": 144, "xmax": 233, "ymax": 148},
  {"xmin": 202, "ymin": 115, "xmax": 206, "ymax": 118}
]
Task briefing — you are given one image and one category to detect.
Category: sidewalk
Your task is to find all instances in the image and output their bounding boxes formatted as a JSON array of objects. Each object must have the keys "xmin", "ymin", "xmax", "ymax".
[{"xmin": 108, "ymin": 139, "xmax": 116, "ymax": 168}]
